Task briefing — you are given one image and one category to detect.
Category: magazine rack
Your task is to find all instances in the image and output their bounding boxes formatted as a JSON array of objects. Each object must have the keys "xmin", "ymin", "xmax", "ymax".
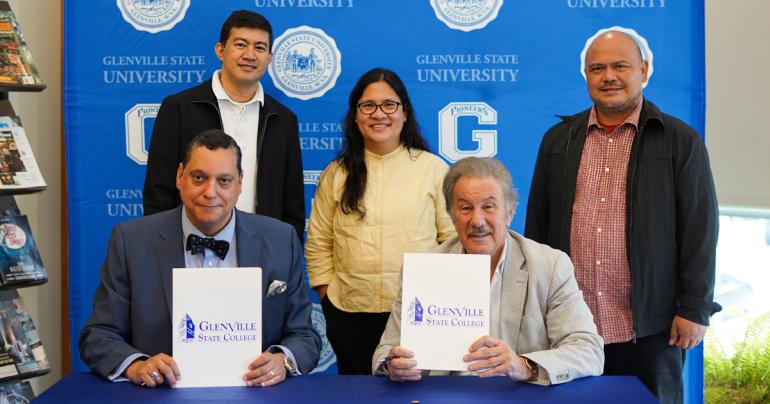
[
  {"xmin": 0, "ymin": 99, "xmax": 46, "ymax": 291},
  {"xmin": 0, "ymin": 0, "xmax": 51, "ymax": 397}
]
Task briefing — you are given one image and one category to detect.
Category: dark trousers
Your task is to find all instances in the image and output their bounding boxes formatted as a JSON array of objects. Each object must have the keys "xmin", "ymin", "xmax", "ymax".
[
  {"xmin": 604, "ymin": 332, "xmax": 685, "ymax": 404},
  {"xmin": 321, "ymin": 296, "xmax": 391, "ymax": 375}
]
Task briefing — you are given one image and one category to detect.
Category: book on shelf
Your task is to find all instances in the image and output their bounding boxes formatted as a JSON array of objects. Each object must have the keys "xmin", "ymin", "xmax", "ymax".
[
  {"xmin": 0, "ymin": 1, "xmax": 44, "ymax": 89},
  {"xmin": 0, "ymin": 332, "xmax": 16, "ymax": 379},
  {"xmin": 0, "ymin": 379, "xmax": 34, "ymax": 402},
  {"xmin": 0, "ymin": 214, "xmax": 46, "ymax": 286},
  {"xmin": 0, "ymin": 294, "xmax": 49, "ymax": 376},
  {"xmin": 0, "ymin": 117, "xmax": 45, "ymax": 193}
]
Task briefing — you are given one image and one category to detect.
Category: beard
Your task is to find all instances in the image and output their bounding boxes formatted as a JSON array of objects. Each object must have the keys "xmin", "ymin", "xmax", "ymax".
[{"xmin": 596, "ymin": 89, "xmax": 643, "ymax": 116}]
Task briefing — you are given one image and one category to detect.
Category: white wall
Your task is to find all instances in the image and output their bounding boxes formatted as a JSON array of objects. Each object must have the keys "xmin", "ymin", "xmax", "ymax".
[
  {"xmin": 2, "ymin": 0, "xmax": 767, "ymax": 396},
  {"xmin": 705, "ymin": 0, "xmax": 770, "ymax": 209},
  {"xmin": 7, "ymin": 0, "xmax": 63, "ymax": 395}
]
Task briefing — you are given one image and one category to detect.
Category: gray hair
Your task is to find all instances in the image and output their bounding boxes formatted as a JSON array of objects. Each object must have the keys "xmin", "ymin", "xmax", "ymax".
[{"xmin": 442, "ymin": 157, "xmax": 517, "ymax": 217}]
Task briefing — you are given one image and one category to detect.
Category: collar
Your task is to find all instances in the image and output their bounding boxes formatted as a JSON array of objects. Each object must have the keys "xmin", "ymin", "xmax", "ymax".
[
  {"xmin": 559, "ymin": 98, "xmax": 664, "ymax": 130},
  {"xmin": 211, "ymin": 70, "xmax": 264, "ymax": 107},
  {"xmin": 181, "ymin": 207, "xmax": 237, "ymax": 242},
  {"xmin": 363, "ymin": 144, "xmax": 406, "ymax": 161},
  {"xmin": 492, "ymin": 237, "xmax": 509, "ymax": 277},
  {"xmin": 588, "ymin": 98, "xmax": 643, "ymax": 132},
  {"xmin": 454, "ymin": 235, "xmax": 510, "ymax": 276}
]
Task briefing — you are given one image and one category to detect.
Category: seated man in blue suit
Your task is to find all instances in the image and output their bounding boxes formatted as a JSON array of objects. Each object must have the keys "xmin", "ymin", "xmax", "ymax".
[{"xmin": 79, "ymin": 129, "xmax": 320, "ymax": 388}]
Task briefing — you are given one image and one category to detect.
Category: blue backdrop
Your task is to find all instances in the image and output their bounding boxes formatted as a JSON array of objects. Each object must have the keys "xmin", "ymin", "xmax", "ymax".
[{"xmin": 64, "ymin": 0, "xmax": 704, "ymax": 398}]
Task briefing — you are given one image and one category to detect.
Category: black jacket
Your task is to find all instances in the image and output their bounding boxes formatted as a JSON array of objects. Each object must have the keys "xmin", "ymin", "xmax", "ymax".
[
  {"xmin": 142, "ymin": 80, "xmax": 305, "ymax": 240},
  {"xmin": 525, "ymin": 99, "xmax": 721, "ymax": 339}
]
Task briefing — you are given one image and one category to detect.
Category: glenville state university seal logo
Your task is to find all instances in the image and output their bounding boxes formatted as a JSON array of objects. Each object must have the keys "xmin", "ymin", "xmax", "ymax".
[
  {"xmin": 269, "ymin": 26, "xmax": 342, "ymax": 100},
  {"xmin": 177, "ymin": 313, "xmax": 195, "ymax": 343},
  {"xmin": 408, "ymin": 297, "xmax": 424, "ymax": 326},
  {"xmin": 430, "ymin": 0, "xmax": 503, "ymax": 32},
  {"xmin": 117, "ymin": 0, "xmax": 190, "ymax": 34}
]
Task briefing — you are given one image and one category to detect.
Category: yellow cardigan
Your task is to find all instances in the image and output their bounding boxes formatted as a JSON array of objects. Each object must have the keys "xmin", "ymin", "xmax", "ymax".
[{"xmin": 305, "ymin": 145, "xmax": 456, "ymax": 313}]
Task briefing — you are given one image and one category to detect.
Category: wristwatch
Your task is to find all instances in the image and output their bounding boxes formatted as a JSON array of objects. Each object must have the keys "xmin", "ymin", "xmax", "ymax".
[
  {"xmin": 522, "ymin": 356, "xmax": 539, "ymax": 381},
  {"xmin": 282, "ymin": 353, "xmax": 299, "ymax": 376}
]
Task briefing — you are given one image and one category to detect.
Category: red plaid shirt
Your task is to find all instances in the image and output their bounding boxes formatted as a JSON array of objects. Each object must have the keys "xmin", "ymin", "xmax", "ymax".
[{"xmin": 570, "ymin": 101, "xmax": 642, "ymax": 344}]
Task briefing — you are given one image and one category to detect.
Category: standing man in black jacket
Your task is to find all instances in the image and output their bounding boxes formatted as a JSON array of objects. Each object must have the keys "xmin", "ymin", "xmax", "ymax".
[
  {"xmin": 143, "ymin": 10, "xmax": 305, "ymax": 239},
  {"xmin": 525, "ymin": 29, "xmax": 720, "ymax": 404}
]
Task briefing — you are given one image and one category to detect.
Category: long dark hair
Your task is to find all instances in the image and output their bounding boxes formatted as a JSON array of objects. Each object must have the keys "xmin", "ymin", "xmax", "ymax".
[{"xmin": 337, "ymin": 68, "xmax": 430, "ymax": 217}]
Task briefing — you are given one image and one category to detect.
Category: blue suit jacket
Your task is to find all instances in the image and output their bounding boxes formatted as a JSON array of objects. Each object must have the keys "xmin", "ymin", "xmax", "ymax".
[{"xmin": 79, "ymin": 207, "xmax": 321, "ymax": 378}]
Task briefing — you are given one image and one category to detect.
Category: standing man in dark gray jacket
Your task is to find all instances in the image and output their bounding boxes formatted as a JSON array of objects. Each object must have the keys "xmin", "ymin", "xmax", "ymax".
[
  {"xmin": 143, "ymin": 10, "xmax": 305, "ymax": 240},
  {"xmin": 525, "ymin": 29, "xmax": 720, "ymax": 404}
]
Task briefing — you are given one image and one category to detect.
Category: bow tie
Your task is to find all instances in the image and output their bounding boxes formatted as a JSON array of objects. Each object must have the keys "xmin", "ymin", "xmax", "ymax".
[{"xmin": 186, "ymin": 234, "xmax": 230, "ymax": 260}]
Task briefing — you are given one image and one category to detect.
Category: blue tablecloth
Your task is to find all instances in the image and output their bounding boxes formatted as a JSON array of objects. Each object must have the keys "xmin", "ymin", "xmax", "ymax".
[{"xmin": 35, "ymin": 372, "xmax": 659, "ymax": 403}]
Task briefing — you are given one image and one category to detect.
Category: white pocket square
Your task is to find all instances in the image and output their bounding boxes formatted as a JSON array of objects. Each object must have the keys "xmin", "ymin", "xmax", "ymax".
[{"xmin": 266, "ymin": 280, "xmax": 287, "ymax": 298}]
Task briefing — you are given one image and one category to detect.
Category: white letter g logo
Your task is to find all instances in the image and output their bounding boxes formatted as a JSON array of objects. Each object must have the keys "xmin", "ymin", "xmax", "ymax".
[{"xmin": 438, "ymin": 102, "xmax": 497, "ymax": 163}]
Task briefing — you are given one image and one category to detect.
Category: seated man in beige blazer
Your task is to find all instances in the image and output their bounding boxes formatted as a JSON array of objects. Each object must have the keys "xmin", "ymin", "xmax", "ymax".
[{"xmin": 372, "ymin": 157, "xmax": 604, "ymax": 385}]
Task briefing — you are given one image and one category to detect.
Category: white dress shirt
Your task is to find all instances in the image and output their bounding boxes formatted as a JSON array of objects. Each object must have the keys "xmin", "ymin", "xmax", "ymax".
[{"xmin": 212, "ymin": 70, "xmax": 263, "ymax": 213}]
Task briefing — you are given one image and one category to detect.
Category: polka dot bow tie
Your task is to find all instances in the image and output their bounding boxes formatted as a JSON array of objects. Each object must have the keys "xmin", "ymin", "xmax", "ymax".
[{"xmin": 186, "ymin": 234, "xmax": 230, "ymax": 260}]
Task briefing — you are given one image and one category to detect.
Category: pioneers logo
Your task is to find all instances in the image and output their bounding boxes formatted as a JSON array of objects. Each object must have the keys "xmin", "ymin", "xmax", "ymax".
[
  {"xmin": 125, "ymin": 103, "xmax": 159, "ymax": 165},
  {"xmin": 177, "ymin": 313, "xmax": 196, "ymax": 343},
  {"xmin": 116, "ymin": 0, "xmax": 190, "ymax": 34},
  {"xmin": 408, "ymin": 297, "xmax": 424, "ymax": 326},
  {"xmin": 430, "ymin": 0, "xmax": 503, "ymax": 32},
  {"xmin": 310, "ymin": 303, "xmax": 336, "ymax": 373},
  {"xmin": 269, "ymin": 26, "xmax": 342, "ymax": 100},
  {"xmin": 438, "ymin": 102, "xmax": 498, "ymax": 162}
]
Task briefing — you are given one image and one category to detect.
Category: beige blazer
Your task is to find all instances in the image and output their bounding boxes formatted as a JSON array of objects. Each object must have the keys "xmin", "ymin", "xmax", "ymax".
[{"xmin": 372, "ymin": 231, "xmax": 604, "ymax": 385}]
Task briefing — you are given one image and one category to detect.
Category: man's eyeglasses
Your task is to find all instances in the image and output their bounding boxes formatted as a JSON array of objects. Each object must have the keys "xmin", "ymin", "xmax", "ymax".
[{"xmin": 356, "ymin": 101, "xmax": 402, "ymax": 115}]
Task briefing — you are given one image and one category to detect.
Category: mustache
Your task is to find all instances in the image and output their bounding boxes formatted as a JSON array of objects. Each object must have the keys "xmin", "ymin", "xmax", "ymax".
[
  {"xmin": 468, "ymin": 225, "xmax": 491, "ymax": 236},
  {"xmin": 599, "ymin": 81, "xmax": 623, "ymax": 90}
]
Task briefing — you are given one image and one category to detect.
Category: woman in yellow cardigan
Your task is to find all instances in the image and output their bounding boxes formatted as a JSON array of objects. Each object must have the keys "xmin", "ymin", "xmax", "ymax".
[{"xmin": 305, "ymin": 68, "xmax": 455, "ymax": 374}]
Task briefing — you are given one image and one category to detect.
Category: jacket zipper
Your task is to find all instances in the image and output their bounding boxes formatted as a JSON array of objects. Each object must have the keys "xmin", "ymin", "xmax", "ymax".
[
  {"xmin": 627, "ymin": 121, "xmax": 644, "ymax": 340},
  {"xmin": 254, "ymin": 111, "xmax": 277, "ymax": 212},
  {"xmin": 560, "ymin": 124, "xmax": 574, "ymax": 253}
]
